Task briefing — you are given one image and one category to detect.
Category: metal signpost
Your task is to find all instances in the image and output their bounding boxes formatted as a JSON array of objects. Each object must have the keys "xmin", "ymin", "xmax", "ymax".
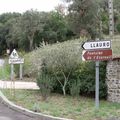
[
  {"xmin": 81, "ymin": 0, "xmax": 114, "ymax": 109},
  {"xmin": 95, "ymin": 61, "xmax": 99, "ymax": 109},
  {"xmin": 82, "ymin": 40, "xmax": 112, "ymax": 109},
  {"xmin": 9, "ymin": 49, "xmax": 24, "ymax": 80}
]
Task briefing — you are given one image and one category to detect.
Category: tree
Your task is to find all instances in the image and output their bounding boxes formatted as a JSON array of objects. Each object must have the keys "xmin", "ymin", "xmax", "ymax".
[
  {"xmin": 6, "ymin": 10, "xmax": 44, "ymax": 51},
  {"xmin": 38, "ymin": 11, "xmax": 71, "ymax": 44},
  {"xmin": 17, "ymin": 10, "xmax": 44, "ymax": 51},
  {"xmin": 65, "ymin": 0, "xmax": 99, "ymax": 38},
  {"xmin": 40, "ymin": 41, "xmax": 81, "ymax": 96},
  {"xmin": 0, "ymin": 23, "xmax": 6, "ymax": 54},
  {"xmin": 0, "ymin": 13, "xmax": 21, "ymax": 54}
]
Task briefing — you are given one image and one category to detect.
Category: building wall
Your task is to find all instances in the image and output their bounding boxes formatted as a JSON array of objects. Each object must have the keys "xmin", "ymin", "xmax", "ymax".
[{"xmin": 106, "ymin": 59, "xmax": 120, "ymax": 103}]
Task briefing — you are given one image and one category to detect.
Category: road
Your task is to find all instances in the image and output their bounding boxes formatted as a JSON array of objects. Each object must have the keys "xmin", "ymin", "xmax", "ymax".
[
  {"xmin": 0, "ymin": 59, "xmax": 40, "ymax": 120},
  {"xmin": 0, "ymin": 101, "xmax": 40, "ymax": 120}
]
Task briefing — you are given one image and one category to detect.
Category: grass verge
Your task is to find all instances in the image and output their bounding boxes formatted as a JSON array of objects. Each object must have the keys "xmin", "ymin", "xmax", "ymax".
[{"xmin": 1, "ymin": 89, "xmax": 120, "ymax": 120}]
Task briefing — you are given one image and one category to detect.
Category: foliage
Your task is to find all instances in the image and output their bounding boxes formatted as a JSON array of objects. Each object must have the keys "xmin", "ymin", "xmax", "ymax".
[
  {"xmin": 6, "ymin": 10, "xmax": 44, "ymax": 51},
  {"xmin": 1, "ymin": 1, "xmax": 120, "ymax": 54},
  {"xmin": 64, "ymin": 0, "xmax": 120, "ymax": 37},
  {"xmin": 25, "ymin": 39, "xmax": 107, "ymax": 98},
  {"xmin": 36, "ymin": 72, "xmax": 54, "ymax": 100},
  {"xmin": 70, "ymin": 61, "xmax": 107, "ymax": 98},
  {"xmin": 0, "ymin": 10, "xmax": 73, "ymax": 54},
  {"xmin": 39, "ymin": 40, "xmax": 81, "ymax": 95},
  {"xmin": 0, "ymin": 13, "xmax": 21, "ymax": 55},
  {"xmin": 65, "ymin": 0, "xmax": 99, "ymax": 38},
  {"xmin": 26, "ymin": 39, "xmax": 81, "ymax": 95},
  {"xmin": 69, "ymin": 78, "xmax": 80, "ymax": 97},
  {"xmin": 23, "ymin": 52, "xmax": 36, "ymax": 77},
  {"xmin": 38, "ymin": 11, "xmax": 71, "ymax": 44}
]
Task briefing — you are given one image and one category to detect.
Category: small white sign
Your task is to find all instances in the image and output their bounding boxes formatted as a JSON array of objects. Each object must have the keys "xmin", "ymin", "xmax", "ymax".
[
  {"xmin": 9, "ymin": 58, "xmax": 24, "ymax": 64},
  {"xmin": 82, "ymin": 40, "xmax": 111, "ymax": 50},
  {"xmin": 10, "ymin": 49, "xmax": 19, "ymax": 59}
]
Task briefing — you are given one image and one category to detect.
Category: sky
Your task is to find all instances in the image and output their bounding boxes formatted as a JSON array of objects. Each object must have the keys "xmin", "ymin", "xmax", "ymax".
[{"xmin": 0, "ymin": 0, "xmax": 63, "ymax": 14}]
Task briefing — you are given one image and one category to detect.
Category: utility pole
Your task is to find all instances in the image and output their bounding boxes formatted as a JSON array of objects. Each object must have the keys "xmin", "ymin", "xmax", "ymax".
[
  {"xmin": 108, "ymin": 0, "xmax": 114, "ymax": 37},
  {"xmin": 95, "ymin": 38, "xmax": 100, "ymax": 109}
]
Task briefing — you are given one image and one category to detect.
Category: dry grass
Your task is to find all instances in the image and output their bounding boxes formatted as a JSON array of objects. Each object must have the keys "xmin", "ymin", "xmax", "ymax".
[{"xmin": 1, "ymin": 89, "xmax": 120, "ymax": 120}]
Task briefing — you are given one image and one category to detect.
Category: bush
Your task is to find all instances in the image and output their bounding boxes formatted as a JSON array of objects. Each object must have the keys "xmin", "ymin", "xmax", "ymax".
[
  {"xmin": 24, "ymin": 39, "xmax": 107, "ymax": 98},
  {"xmin": 116, "ymin": 23, "xmax": 120, "ymax": 33},
  {"xmin": 27, "ymin": 39, "xmax": 82, "ymax": 95},
  {"xmin": 24, "ymin": 53, "xmax": 37, "ymax": 77},
  {"xmin": 70, "ymin": 61, "xmax": 107, "ymax": 98},
  {"xmin": 36, "ymin": 72, "xmax": 54, "ymax": 100},
  {"xmin": 70, "ymin": 79, "xmax": 80, "ymax": 97}
]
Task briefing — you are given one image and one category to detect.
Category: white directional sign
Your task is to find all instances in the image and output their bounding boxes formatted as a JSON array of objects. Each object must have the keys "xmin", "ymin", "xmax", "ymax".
[
  {"xmin": 82, "ymin": 40, "xmax": 111, "ymax": 50},
  {"xmin": 10, "ymin": 49, "xmax": 19, "ymax": 59},
  {"xmin": 9, "ymin": 58, "xmax": 24, "ymax": 64}
]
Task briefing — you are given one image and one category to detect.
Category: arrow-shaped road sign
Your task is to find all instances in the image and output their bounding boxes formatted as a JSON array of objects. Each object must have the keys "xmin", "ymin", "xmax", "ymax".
[{"xmin": 82, "ymin": 40, "xmax": 111, "ymax": 50}]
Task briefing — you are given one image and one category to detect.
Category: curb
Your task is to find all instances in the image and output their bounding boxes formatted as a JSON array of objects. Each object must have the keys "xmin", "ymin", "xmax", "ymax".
[{"xmin": 0, "ymin": 91, "xmax": 73, "ymax": 120}]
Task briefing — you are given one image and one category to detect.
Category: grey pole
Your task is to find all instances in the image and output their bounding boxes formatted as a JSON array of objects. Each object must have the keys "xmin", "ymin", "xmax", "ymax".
[
  {"xmin": 11, "ymin": 64, "xmax": 14, "ymax": 80},
  {"xmin": 95, "ymin": 61, "xmax": 99, "ymax": 109},
  {"xmin": 19, "ymin": 64, "xmax": 23, "ymax": 80}
]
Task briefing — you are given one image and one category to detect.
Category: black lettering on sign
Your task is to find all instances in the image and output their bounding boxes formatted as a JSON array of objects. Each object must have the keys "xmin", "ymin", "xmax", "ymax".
[
  {"xmin": 103, "ymin": 43, "xmax": 105, "ymax": 46},
  {"xmin": 107, "ymin": 42, "xmax": 110, "ymax": 47},
  {"xmin": 99, "ymin": 43, "xmax": 102, "ymax": 47},
  {"xmin": 91, "ymin": 44, "xmax": 93, "ymax": 48},
  {"xmin": 96, "ymin": 43, "xmax": 99, "ymax": 47}
]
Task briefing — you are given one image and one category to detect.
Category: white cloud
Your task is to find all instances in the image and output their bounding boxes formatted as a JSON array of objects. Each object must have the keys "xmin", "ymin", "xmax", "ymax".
[{"xmin": 0, "ymin": 0, "xmax": 63, "ymax": 14}]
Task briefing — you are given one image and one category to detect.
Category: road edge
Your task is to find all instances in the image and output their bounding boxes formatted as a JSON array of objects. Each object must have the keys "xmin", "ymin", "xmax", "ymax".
[{"xmin": 0, "ymin": 91, "xmax": 73, "ymax": 120}]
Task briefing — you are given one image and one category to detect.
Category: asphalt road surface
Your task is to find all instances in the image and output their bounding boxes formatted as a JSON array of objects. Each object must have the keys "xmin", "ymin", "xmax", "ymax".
[{"xmin": 0, "ymin": 101, "xmax": 40, "ymax": 120}]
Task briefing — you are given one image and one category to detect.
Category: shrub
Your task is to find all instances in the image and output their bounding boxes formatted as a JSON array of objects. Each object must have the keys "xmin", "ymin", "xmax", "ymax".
[
  {"xmin": 45, "ymin": 41, "xmax": 81, "ymax": 95},
  {"xmin": 36, "ymin": 72, "xmax": 54, "ymax": 100},
  {"xmin": 70, "ymin": 79, "xmax": 80, "ymax": 97},
  {"xmin": 116, "ymin": 23, "xmax": 120, "ymax": 33},
  {"xmin": 27, "ymin": 39, "xmax": 82, "ymax": 95},
  {"xmin": 24, "ymin": 39, "xmax": 107, "ymax": 98},
  {"xmin": 70, "ymin": 61, "xmax": 107, "ymax": 98}
]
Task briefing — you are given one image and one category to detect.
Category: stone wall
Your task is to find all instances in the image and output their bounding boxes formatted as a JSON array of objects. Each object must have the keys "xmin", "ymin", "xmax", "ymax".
[{"xmin": 106, "ymin": 59, "xmax": 120, "ymax": 103}]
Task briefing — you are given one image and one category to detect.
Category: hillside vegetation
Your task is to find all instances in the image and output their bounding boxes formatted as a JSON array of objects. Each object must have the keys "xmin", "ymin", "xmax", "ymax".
[{"xmin": 23, "ymin": 39, "xmax": 107, "ymax": 99}]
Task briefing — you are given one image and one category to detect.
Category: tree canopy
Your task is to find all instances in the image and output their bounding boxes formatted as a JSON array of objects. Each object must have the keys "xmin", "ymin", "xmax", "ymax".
[{"xmin": 0, "ymin": 0, "xmax": 120, "ymax": 54}]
